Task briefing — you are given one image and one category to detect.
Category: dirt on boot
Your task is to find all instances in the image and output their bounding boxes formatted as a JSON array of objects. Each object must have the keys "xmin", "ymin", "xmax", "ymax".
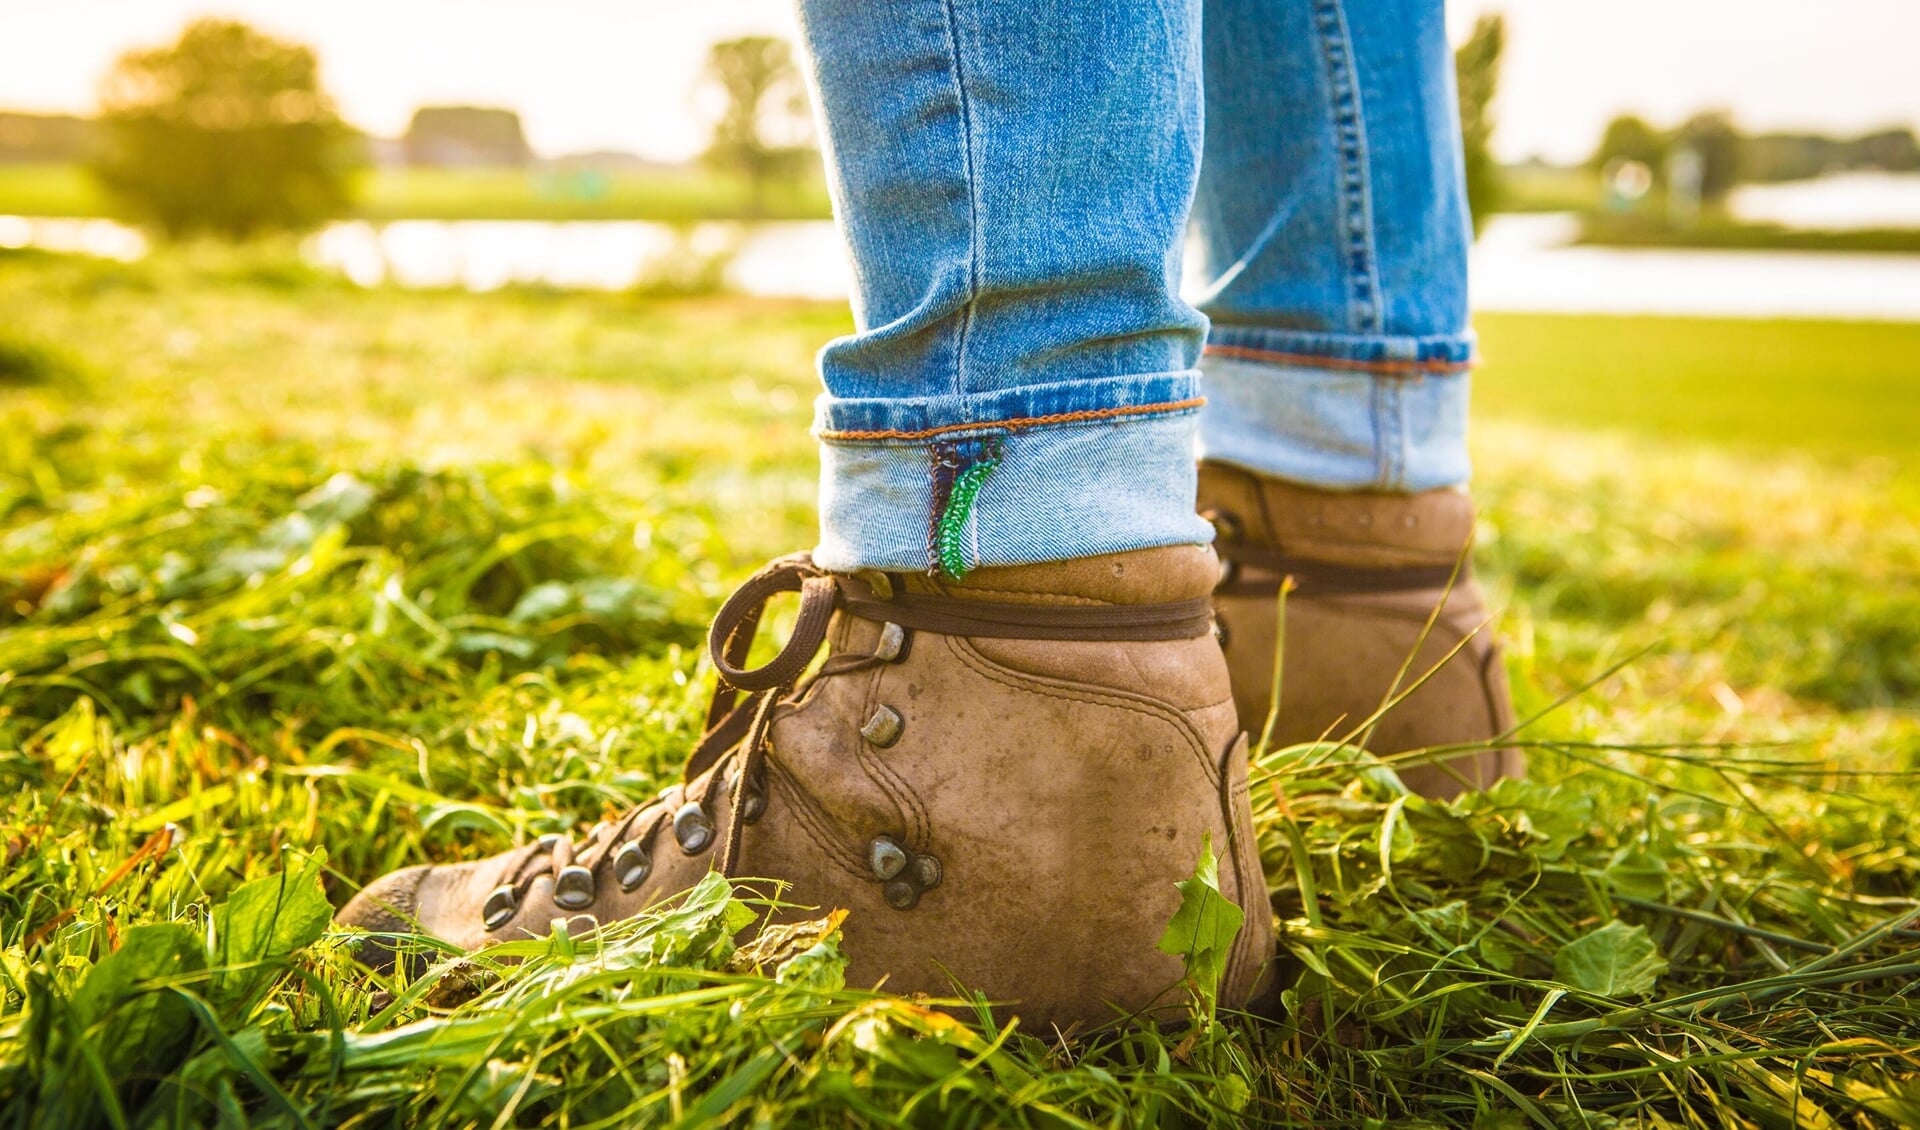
[
  {"xmin": 1198, "ymin": 462, "xmax": 1523, "ymax": 799},
  {"xmin": 335, "ymin": 545, "xmax": 1274, "ymax": 1031}
]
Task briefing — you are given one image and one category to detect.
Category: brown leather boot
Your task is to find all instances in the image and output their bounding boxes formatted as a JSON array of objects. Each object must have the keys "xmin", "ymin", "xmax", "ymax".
[
  {"xmin": 336, "ymin": 547, "xmax": 1273, "ymax": 1030},
  {"xmin": 1197, "ymin": 463, "xmax": 1522, "ymax": 799}
]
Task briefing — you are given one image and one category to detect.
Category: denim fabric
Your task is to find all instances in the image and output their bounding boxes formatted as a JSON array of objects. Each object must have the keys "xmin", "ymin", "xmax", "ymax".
[
  {"xmin": 796, "ymin": 0, "xmax": 1473, "ymax": 572},
  {"xmin": 1191, "ymin": 0, "xmax": 1475, "ymax": 491}
]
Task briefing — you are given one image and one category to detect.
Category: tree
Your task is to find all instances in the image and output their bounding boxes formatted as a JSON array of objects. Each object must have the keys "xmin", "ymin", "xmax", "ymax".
[
  {"xmin": 1591, "ymin": 114, "xmax": 1668, "ymax": 173},
  {"xmin": 1453, "ymin": 15, "xmax": 1505, "ymax": 233},
  {"xmin": 701, "ymin": 36, "xmax": 814, "ymax": 216},
  {"xmin": 89, "ymin": 19, "xmax": 354, "ymax": 240},
  {"xmin": 1674, "ymin": 112, "xmax": 1741, "ymax": 205}
]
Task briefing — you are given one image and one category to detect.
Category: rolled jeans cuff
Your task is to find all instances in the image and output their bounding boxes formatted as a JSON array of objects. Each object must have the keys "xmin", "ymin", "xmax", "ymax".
[
  {"xmin": 812, "ymin": 373, "xmax": 1213, "ymax": 573},
  {"xmin": 1198, "ymin": 326, "xmax": 1475, "ymax": 493}
]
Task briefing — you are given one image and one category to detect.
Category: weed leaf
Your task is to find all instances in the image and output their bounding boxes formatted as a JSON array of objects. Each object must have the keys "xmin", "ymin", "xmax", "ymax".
[
  {"xmin": 1553, "ymin": 920, "xmax": 1667, "ymax": 998},
  {"xmin": 1156, "ymin": 834, "xmax": 1244, "ymax": 1022},
  {"xmin": 210, "ymin": 851, "xmax": 333, "ymax": 1008}
]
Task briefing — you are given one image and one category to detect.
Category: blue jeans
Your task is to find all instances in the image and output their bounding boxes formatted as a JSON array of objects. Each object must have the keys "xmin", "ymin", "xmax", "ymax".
[{"xmin": 798, "ymin": 0, "xmax": 1474, "ymax": 574}]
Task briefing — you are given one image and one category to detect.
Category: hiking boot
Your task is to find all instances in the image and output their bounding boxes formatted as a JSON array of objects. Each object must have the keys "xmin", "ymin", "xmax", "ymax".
[
  {"xmin": 336, "ymin": 547, "xmax": 1273, "ymax": 1030},
  {"xmin": 1198, "ymin": 463, "xmax": 1522, "ymax": 799}
]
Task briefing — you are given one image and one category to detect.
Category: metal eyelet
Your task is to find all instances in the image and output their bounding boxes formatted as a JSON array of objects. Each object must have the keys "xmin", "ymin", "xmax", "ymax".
[
  {"xmin": 861, "ymin": 705, "xmax": 903, "ymax": 748},
  {"xmin": 868, "ymin": 836, "xmax": 908, "ymax": 880},
  {"xmin": 883, "ymin": 878, "xmax": 919, "ymax": 910},
  {"xmin": 535, "ymin": 833, "xmax": 562, "ymax": 851},
  {"xmin": 874, "ymin": 842, "xmax": 943, "ymax": 911},
  {"xmin": 874, "ymin": 622, "xmax": 907, "ymax": 662},
  {"xmin": 482, "ymin": 885, "xmax": 518, "ymax": 931},
  {"xmin": 673, "ymin": 802, "xmax": 714, "ymax": 854},
  {"xmin": 613, "ymin": 840, "xmax": 652, "ymax": 891},
  {"xmin": 553, "ymin": 865, "xmax": 595, "ymax": 910},
  {"xmin": 726, "ymin": 768, "xmax": 768, "ymax": 824}
]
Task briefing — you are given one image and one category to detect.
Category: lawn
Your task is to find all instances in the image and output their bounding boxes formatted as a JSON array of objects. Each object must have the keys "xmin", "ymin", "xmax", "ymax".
[
  {"xmin": 0, "ymin": 162, "xmax": 835, "ymax": 223},
  {"xmin": 2, "ymin": 246, "xmax": 1918, "ymax": 1125}
]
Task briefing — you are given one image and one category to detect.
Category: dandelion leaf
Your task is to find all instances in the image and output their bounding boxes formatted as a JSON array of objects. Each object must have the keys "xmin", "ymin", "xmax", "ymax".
[
  {"xmin": 1553, "ymin": 920, "xmax": 1667, "ymax": 998},
  {"xmin": 1156, "ymin": 835, "xmax": 1244, "ymax": 1019}
]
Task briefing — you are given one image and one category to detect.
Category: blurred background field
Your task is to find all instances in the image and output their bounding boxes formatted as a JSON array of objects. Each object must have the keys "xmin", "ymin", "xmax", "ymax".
[{"xmin": 3, "ymin": 2, "xmax": 1920, "ymax": 1126}]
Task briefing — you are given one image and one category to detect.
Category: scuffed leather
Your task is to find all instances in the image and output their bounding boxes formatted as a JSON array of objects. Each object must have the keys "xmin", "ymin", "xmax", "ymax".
[{"xmin": 1200, "ymin": 462, "xmax": 1523, "ymax": 799}]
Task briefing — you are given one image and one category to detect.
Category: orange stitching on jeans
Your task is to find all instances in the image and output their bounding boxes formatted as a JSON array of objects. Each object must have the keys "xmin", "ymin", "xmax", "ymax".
[
  {"xmin": 1204, "ymin": 344, "xmax": 1473, "ymax": 375},
  {"xmin": 816, "ymin": 397, "xmax": 1206, "ymax": 442}
]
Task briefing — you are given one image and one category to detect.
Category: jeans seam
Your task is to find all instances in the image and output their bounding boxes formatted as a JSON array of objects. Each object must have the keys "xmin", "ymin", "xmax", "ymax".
[
  {"xmin": 1203, "ymin": 344, "xmax": 1468, "ymax": 376},
  {"xmin": 939, "ymin": 0, "xmax": 981, "ymax": 400},
  {"xmin": 817, "ymin": 397, "xmax": 1206, "ymax": 442},
  {"xmin": 1310, "ymin": 0, "xmax": 1382, "ymax": 336},
  {"xmin": 1381, "ymin": 379, "xmax": 1405, "ymax": 489}
]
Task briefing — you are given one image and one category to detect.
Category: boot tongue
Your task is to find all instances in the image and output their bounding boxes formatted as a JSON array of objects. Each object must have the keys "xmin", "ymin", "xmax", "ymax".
[
  {"xmin": 902, "ymin": 544, "xmax": 1220, "ymax": 606},
  {"xmin": 1199, "ymin": 463, "xmax": 1476, "ymax": 569}
]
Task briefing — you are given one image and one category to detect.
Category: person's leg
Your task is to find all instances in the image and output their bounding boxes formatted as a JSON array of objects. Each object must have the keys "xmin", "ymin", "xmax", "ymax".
[
  {"xmin": 805, "ymin": 0, "xmax": 1212, "ymax": 574},
  {"xmin": 1191, "ymin": 0, "xmax": 1521, "ymax": 796},
  {"xmin": 339, "ymin": 0, "xmax": 1274, "ymax": 1027}
]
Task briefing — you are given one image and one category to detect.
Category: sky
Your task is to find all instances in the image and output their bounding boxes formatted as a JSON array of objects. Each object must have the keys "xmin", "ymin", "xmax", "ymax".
[{"xmin": 2, "ymin": 0, "xmax": 1916, "ymax": 165}]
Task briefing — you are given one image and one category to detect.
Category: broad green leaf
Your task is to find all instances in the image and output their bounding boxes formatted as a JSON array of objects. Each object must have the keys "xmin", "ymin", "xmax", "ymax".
[
  {"xmin": 73, "ymin": 922, "xmax": 208, "ymax": 1078},
  {"xmin": 1155, "ymin": 834, "xmax": 1244, "ymax": 1022},
  {"xmin": 211, "ymin": 851, "xmax": 333, "ymax": 1009},
  {"xmin": 1553, "ymin": 920, "xmax": 1667, "ymax": 998}
]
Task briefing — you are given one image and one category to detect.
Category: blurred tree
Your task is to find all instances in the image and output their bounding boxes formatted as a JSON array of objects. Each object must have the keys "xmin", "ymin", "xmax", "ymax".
[
  {"xmin": 1591, "ymin": 115, "xmax": 1668, "ymax": 174},
  {"xmin": 403, "ymin": 106, "xmax": 532, "ymax": 167},
  {"xmin": 90, "ymin": 19, "xmax": 354, "ymax": 240},
  {"xmin": 1453, "ymin": 14, "xmax": 1505, "ymax": 233},
  {"xmin": 1675, "ymin": 111, "xmax": 1741, "ymax": 205},
  {"xmin": 702, "ymin": 36, "xmax": 814, "ymax": 216},
  {"xmin": 1854, "ymin": 127, "xmax": 1920, "ymax": 171}
]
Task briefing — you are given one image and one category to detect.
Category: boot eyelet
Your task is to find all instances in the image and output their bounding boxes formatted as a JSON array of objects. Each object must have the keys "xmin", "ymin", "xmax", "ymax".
[
  {"xmin": 482, "ymin": 885, "xmax": 518, "ymax": 931},
  {"xmin": 1217, "ymin": 558, "xmax": 1241, "ymax": 589},
  {"xmin": 553, "ymin": 865, "xmax": 595, "ymax": 910},
  {"xmin": 883, "ymin": 878, "xmax": 919, "ymax": 910},
  {"xmin": 861, "ymin": 705, "xmax": 903, "ymax": 748},
  {"xmin": 535, "ymin": 833, "xmax": 562, "ymax": 851},
  {"xmin": 673, "ymin": 802, "xmax": 714, "ymax": 854},
  {"xmin": 726, "ymin": 769, "xmax": 768, "ymax": 823},
  {"xmin": 911, "ymin": 853, "xmax": 942, "ymax": 890},
  {"xmin": 874, "ymin": 622, "xmax": 907, "ymax": 662},
  {"xmin": 613, "ymin": 840, "xmax": 652, "ymax": 891},
  {"xmin": 868, "ymin": 835, "xmax": 908, "ymax": 880}
]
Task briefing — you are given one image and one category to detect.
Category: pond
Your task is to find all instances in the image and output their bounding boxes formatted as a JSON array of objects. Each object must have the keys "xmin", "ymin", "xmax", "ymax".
[{"xmin": 5, "ymin": 173, "xmax": 1919, "ymax": 320}]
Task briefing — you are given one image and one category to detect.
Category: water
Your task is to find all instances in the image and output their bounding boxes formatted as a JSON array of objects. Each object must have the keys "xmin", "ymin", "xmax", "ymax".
[
  {"xmin": 5, "ymin": 173, "xmax": 1919, "ymax": 319},
  {"xmin": 1731, "ymin": 171, "xmax": 1920, "ymax": 231},
  {"xmin": 1465, "ymin": 214, "xmax": 1920, "ymax": 321}
]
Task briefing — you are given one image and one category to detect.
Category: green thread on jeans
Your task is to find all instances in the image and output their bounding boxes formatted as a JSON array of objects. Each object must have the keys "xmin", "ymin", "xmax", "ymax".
[{"xmin": 933, "ymin": 457, "xmax": 998, "ymax": 580}]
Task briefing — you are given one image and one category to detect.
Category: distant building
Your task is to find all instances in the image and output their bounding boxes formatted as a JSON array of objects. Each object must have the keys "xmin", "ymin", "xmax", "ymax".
[{"xmin": 402, "ymin": 106, "xmax": 532, "ymax": 168}]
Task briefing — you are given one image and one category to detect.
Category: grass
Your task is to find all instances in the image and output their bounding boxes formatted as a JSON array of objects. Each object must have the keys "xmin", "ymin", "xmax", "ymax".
[
  {"xmin": 1472, "ymin": 313, "xmax": 1920, "ymax": 464},
  {"xmin": 1, "ymin": 246, "xmax": 1918, "ymax": 1125},
  {"xmin": 1498, "ymin": 164, "xmax": 1601, "ymax": 214},
  {"xmin": 1577, "ymin": 211, "xmax": 1920, "ymax": 255},
  {"xmin": 0, "ymin": 162, "xmax": 835, "ymax": 223}
]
